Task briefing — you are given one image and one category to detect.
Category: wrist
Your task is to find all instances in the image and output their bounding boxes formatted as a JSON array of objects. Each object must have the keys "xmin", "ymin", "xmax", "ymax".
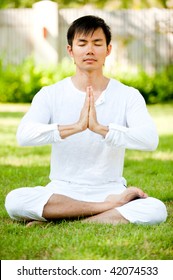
[
  {"xmin": 58, "ymin": 123, "xmax": 83, "ymax": 139},
  {"xmin": 75, "ymin": 121, "xmax": 87, "ymax": 133},
  {"xmin": 93, "ymin": 124, "xmax": 109, "ymax": 137}
]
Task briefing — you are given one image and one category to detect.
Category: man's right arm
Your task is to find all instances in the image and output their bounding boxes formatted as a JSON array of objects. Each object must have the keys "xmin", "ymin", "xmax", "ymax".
[
  {"xmin": 58, "ymin": 123, "xmax": 83, "ymax": 139},
  {"xmin": 17, "ymin": 86, "xmax": 90, "ymax": 146},
  {"xmin": 16, "ymin": 88, "xmax": 60, "ymax": 146},
  {"xmin": 58, "ymin": 88, "xmax": 90, "ymax": 139}
]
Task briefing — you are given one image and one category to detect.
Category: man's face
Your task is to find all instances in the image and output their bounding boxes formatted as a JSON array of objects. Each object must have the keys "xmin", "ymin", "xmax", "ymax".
[{"xmin": 67, "ymin": 28, "xmax": 111, "ymax": 72}]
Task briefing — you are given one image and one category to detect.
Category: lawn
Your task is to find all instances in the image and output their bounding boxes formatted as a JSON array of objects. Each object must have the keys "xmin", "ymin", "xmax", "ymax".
[{"xmin": 0, "ymin": 103, "xmax": 173, "ymax": 260}]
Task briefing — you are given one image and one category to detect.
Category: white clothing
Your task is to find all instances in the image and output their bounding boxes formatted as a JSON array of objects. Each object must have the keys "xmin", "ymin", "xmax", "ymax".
[
  {"xmin": 5, "ymin": 77, "xmax": 167, "ymax": 224},
  {"xmin": 5, "ymin": 182, "xmax": 167, "ymax": 225},
  {"xmin": 16, "ymin": 77, "xmax": 158, "ymax": 185}
]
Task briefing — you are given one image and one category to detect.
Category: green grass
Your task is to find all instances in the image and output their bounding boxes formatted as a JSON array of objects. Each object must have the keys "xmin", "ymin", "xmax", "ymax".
[{"xmin": 0, "ymin": 103, "xmax": 173, "ymax": 260}]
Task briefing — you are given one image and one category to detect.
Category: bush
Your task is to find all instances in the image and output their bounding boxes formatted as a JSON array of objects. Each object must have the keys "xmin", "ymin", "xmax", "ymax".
[
  {"xmin": 0, "ymin": 57, "xmax": 75, "ymax": 103},
  {"xmin": 113, "ymin": 65, "xmax": 173, "ymax": 104},
  {"xmin": 0, "ymin": 57, "xmax": 172, "ymax": 104}
]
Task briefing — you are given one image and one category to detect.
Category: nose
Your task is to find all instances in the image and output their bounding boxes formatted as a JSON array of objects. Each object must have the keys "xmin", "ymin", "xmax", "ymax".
[{"xmin": 86, "ymin": 43, "xmax": 94, "ymax": 54}]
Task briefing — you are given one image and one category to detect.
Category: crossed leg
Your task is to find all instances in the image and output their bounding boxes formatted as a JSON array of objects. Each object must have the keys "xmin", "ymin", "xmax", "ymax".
[
  {"xmin": 6, "ymin": 185, "xmax": 167, "ymax": 227},
  {"xmin": 83, "ymin": 187, "xmax": 148, "ymax": 224},
  {"xmin": 39, "ymin": 187, "xmax": 147, "ymax": 225},
  {"xmin": 83, "ymin": 209, "xmax": 128, "ymax": 224},
  {"xmin": 26, "ymin": 187, "xmax": 147, "ymax": 226}
]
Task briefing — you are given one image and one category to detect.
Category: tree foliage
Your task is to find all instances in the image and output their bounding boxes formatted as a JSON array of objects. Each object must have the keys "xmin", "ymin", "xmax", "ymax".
[
  {"xmin": 0, "ymin": 0, "xmax": 170, "ymax": 9},
  {"xmin": 0, "ymin": 57, "xmax": 173, "ymax": 103}
]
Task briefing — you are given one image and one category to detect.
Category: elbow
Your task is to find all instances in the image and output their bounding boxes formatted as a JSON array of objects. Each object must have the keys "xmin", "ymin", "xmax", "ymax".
[
  {"xmin": 16, "ymin": 133, "xmax": 28, "ymax": 146},
  {"xmin": 143, "ymin": 124, "xmax": 159, "ymax": 151},
  {"xmin": 147, "ymin": 134, "xmax": 159, "ymax": 151},
  {"xmin": 16, "ymin": 127, "xmax": 30, "ymax": 146}
]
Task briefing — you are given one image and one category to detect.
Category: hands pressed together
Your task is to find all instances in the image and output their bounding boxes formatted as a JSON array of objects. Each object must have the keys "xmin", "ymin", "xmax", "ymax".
[
  {"xmin": 77, "ymin": 86, "xmax": 99, "ymax": 132},
  {"xmin": 58, "ymin": 86, "xmax": 108, "ymax": 139}
]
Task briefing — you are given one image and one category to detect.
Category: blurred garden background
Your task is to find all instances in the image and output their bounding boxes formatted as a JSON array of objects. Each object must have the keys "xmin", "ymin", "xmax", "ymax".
[
  {"xmin": 0, "ymin": 0, "xmax": 173, "ymax": 260},
  {"xmin": 0, "ymin": 0, "xmax": 173, "ymax": 104}
]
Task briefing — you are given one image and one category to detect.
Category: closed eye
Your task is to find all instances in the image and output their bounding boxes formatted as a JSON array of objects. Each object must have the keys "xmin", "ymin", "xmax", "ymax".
[
  {"xmin": 94, "ymin": 43, "xmax": 102, "ymax": 46},
  {"xmin": 77, "ymin": 39, "xmax": 103, "ymax": 47},
  {"xmin": 77, "ymin": 40, "xmax": 87, "ymax": 46},
  {"xmin": 93, "ymin": 39, "xmax": 103, "ymax": 46}
]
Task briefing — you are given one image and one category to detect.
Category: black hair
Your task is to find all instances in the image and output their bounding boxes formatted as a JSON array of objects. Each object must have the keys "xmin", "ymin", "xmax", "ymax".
[{"xmin": 67, "ymin": 15, "xmax": 112, "ymax": 47}]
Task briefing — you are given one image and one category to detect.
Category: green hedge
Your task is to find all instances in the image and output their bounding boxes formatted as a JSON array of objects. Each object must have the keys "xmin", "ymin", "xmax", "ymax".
[
  {"xmin": 0, "ymin": 58, "xmax": 172, "ymax": 104},
  {"xmin": 0, "ymin": 58, "xmax": 75, "ymax": 103},
  {"xmin": 115, "ymin": 66, "xmax": 173, "ymax": 104}
]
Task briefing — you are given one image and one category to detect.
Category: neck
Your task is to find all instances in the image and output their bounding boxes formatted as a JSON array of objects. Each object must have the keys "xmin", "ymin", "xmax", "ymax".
[{"xmin": 71, "ymin": 69, "xmax": 109, "ymax": 94}]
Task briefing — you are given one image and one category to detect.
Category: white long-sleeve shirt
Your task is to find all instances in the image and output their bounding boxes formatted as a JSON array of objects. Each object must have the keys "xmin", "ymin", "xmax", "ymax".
[{"xmin": 17, "ymin": 77, "xmax": 158, "ymax": 185}]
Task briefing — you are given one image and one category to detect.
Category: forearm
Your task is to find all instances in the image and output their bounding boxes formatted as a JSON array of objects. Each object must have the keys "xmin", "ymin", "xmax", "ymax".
[
  {"xmin": 17, "ymin": 122, "xmax": 61, "ymax": 146},
  {"xmin": 58, "ymin": 123, "xmax": 83, "ymax": 139},
  {"xmin": 91, "ymin": 123, "xmax": 109, "ymax": 137},
  {"xmin": 17, "ymin": 121, "xmax": 86, "ymax": 146},
  {"xmin": 105, "ymin": 123, "xmax": 159, "ymax": 150}
]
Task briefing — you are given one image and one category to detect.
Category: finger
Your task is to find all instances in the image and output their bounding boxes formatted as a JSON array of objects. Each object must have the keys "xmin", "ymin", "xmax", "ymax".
[
  {"xmin": 87, "ymin": 86, "xmax": 94, "ymax": 98},
  {"xmin": 86, "ymin": 86, "xmax": 95, "ymax": 108},
  {"xmin": 83, "ymin": 88, "xmax": 90, "ymax": 108},
  {"xmin": 90, "ymin": 94, "xmax": 95, "ymax": 110},
  {"xmin": 86, "ymin": 86, "xmax": 92, "ymax": 97}
]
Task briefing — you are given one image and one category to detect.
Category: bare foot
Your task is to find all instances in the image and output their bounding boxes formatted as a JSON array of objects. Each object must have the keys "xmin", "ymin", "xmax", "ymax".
[
  {"xmin": 105, "ymin": 187, "xmax": 148, "ymax": 208},
  {"xmin": 83, "ymin": 209, "xmax": 129, "ymax": 225},
  {"xmin": 26, "ymin": 221, "xmax": 47, "ymax": 227}
]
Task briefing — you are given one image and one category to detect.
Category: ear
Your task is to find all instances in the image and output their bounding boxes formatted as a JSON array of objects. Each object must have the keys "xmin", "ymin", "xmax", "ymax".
[
  {"xmin": 106, "ymin": 44, "xmax": 112, "ymax": 57},
  {"xmin": 67, "ymin": 45, "xmax": 73, "ymax": 58}
]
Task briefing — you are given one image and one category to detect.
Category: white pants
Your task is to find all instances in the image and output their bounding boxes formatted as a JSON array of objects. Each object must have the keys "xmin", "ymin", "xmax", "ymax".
[{"xmin": 5, "ymin": 180, "xmax": 167, "ymax": 225}]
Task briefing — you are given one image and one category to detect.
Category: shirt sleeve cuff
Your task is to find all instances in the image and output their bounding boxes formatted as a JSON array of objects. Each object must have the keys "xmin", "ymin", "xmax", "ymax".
[
  {"xmin": 51, "ymin": 123, "xmax": 65, "ymax": 142},
  {"xmin": 108, "ymin": 123, "xmax": 128, "ymax": 133},
  {"xmin": 104, "ymin": 123, "xmax": 128, "ymax": 147}
]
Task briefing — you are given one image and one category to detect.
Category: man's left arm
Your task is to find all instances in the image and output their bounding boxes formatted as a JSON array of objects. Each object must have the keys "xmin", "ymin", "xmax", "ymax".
[{"xmin": 89, "ymin": 89, "xmax": 159, "ymax": 151}]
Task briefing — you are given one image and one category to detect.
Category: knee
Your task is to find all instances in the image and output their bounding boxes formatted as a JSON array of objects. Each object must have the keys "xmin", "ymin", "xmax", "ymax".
[
  {"xmin": 151, "ymin": 198, "xmax": 167, "ymax": 224},
  {"xmin": 118, "ymin": 197, "xmax": 167, "ymax": 225},
  {"xmin": 142, "ymin": 197, "xmax": 167, "ymax": 225},
  {"xmin": 5, "ymin": 189, "xmax": 25, "ymax": 221}
]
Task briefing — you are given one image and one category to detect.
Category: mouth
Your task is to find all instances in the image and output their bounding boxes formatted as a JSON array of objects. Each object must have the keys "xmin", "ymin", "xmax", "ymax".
[{"xmin": 83, "ymin": 58, "xmax": 97, "ymax": 63}]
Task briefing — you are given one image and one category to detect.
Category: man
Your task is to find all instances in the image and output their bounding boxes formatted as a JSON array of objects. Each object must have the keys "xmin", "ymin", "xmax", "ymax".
[{"xmin": 5, "ymin": 15, "xmax": 167, "ymax": 225}]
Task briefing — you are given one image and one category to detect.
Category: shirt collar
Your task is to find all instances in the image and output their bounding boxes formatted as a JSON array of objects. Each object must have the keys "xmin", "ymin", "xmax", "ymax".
[{"xmin": 95, "ymin": 91, "xmax": 106, "ymax": 106}]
